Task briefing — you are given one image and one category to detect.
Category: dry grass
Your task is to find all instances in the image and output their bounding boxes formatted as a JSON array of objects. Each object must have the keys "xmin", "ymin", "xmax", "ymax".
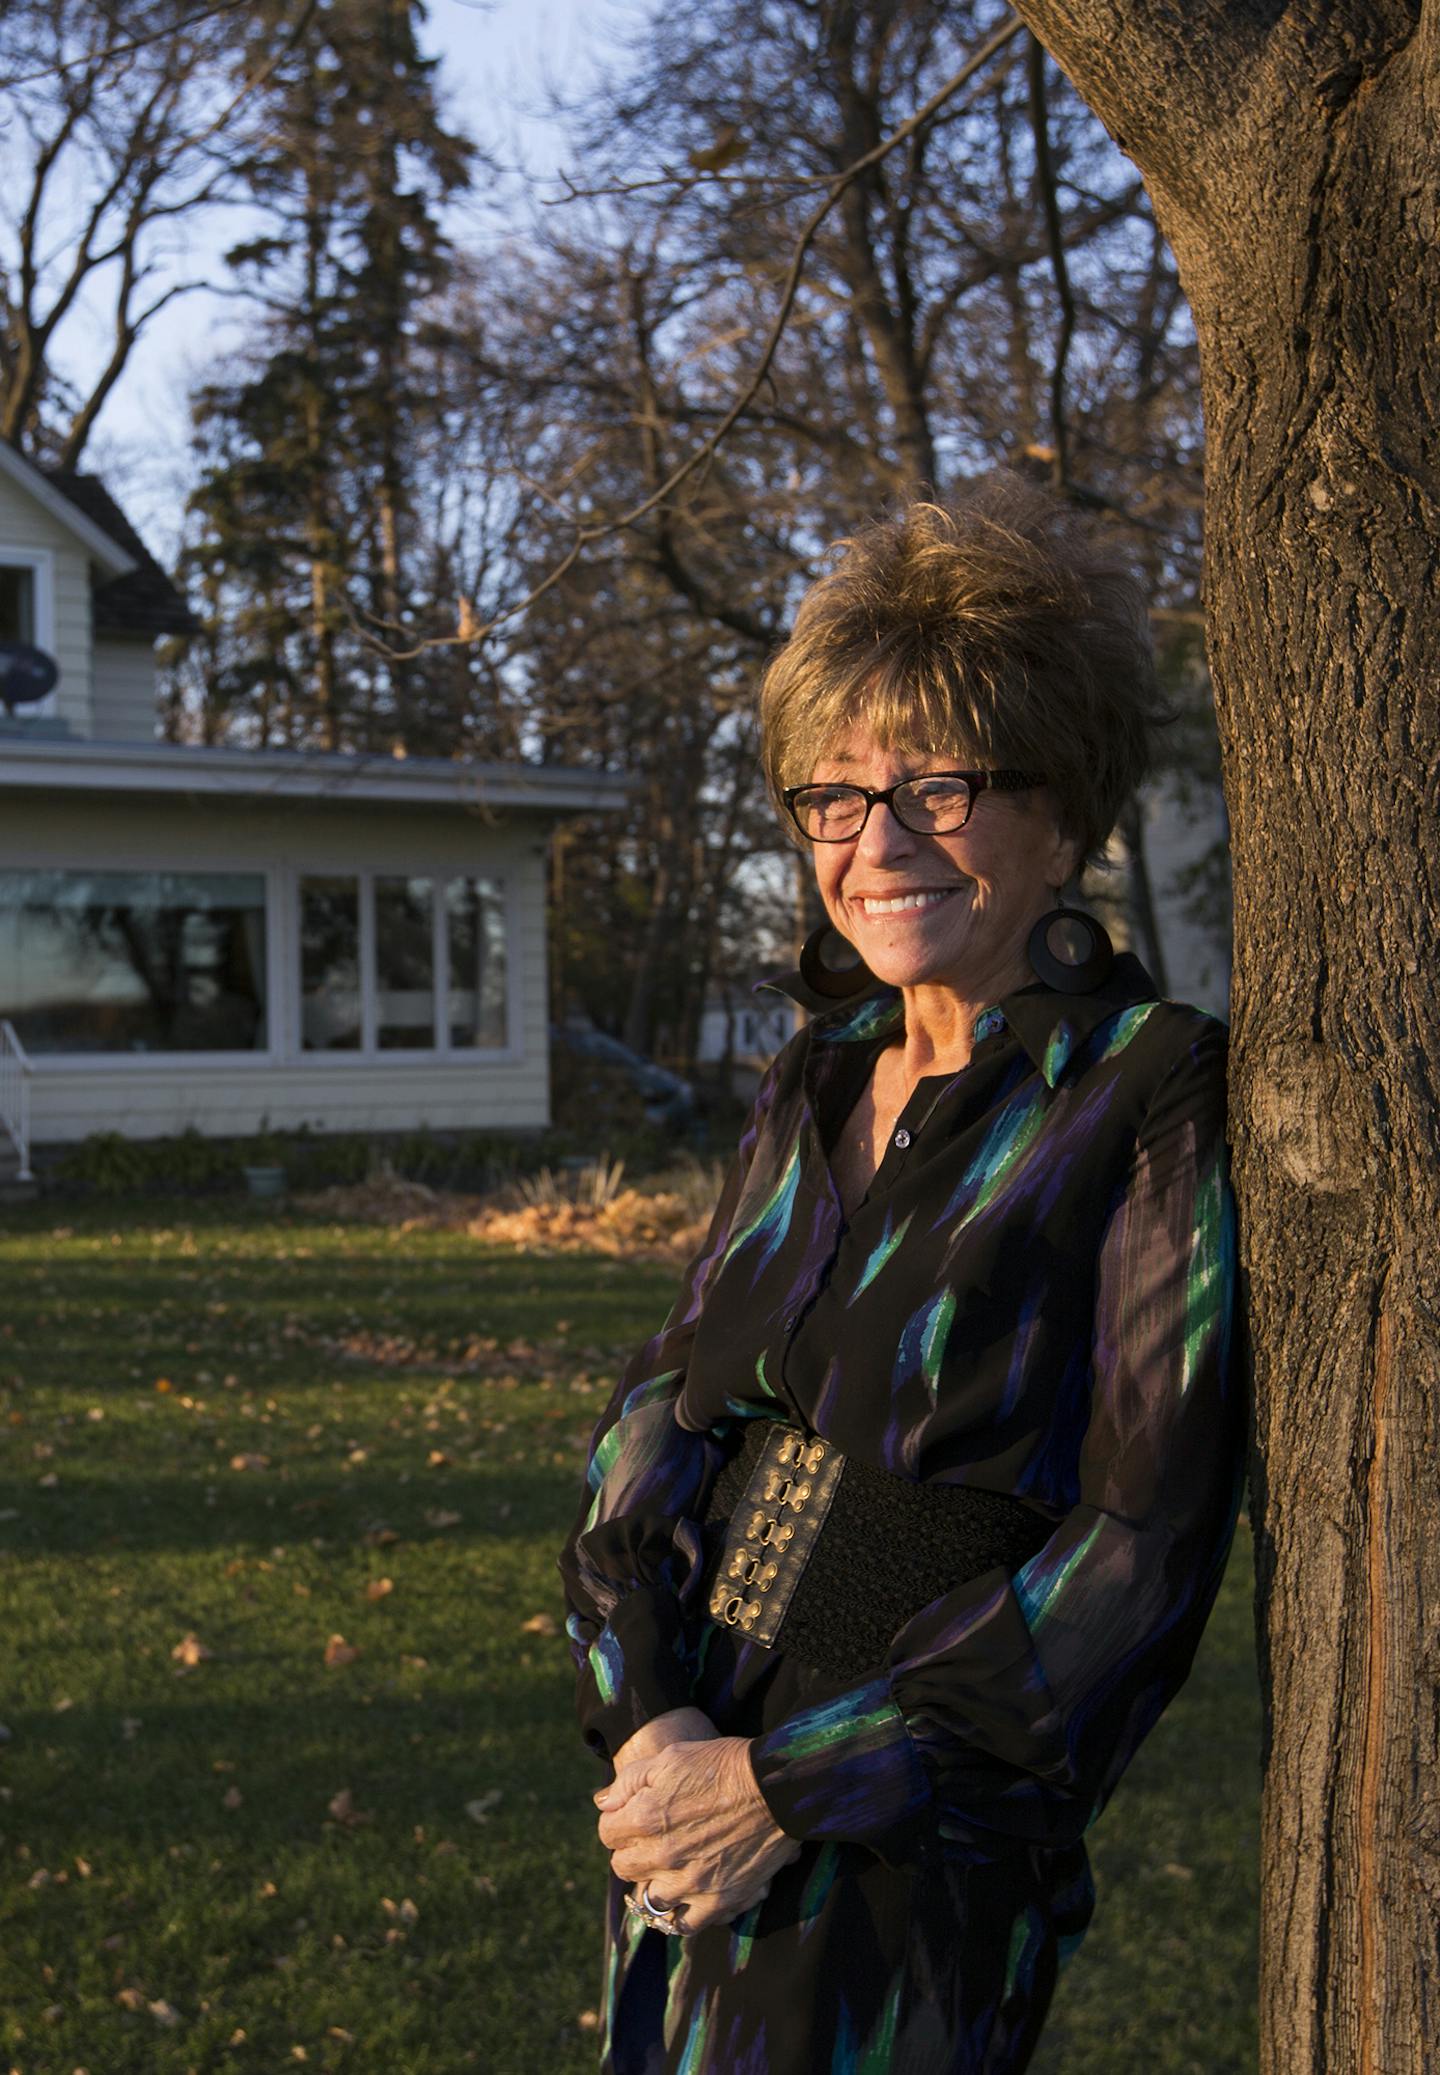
[{"xmin": 295, "ymin": 1156, "xmax": 726, "ymax": 1266}]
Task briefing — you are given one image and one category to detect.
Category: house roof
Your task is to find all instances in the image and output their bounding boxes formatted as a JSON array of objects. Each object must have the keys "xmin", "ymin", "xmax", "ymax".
[
  {"xmin": 0, "ymin": 440, "xmax": 194, "ymax": 637},
  {"xmin": 39, "ymin": 470, "xmax": 196, "ymax": 638},
  {"xmin": 0, "ymin": 733, "xmax": 632, "ymax": 814},
  {"xmin": 0, "ymin": 441, "xmax": 135, "ymax": 576}
]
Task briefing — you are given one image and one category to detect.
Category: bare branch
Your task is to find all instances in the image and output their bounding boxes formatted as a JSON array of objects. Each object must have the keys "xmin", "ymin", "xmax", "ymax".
[
  {"xmin": 0, "ymin": 0, "xmax": 253, "ymax": 92},
  {"xmin": 367, "ymin": 10, "xmax": 1027, "ymax": 660},
  {"xmin": 1027, "ymin": 34, "xmax": 1076, "ymax": 493}
]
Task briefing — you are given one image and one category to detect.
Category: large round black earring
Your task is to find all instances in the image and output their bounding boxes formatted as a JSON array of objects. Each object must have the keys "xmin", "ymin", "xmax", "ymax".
[
  {"xmin": 1026, "ymin": 896, "xmax": 1114, "ymax": 993},
  {"xmin": 798, "ymin": 924, "xmax": 878, "ymax": 1002}
]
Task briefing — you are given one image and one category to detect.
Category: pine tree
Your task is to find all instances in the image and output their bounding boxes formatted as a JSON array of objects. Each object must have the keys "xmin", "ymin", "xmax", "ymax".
[{"xmin": 179, "ymin": 0, "xmax": 470, "ymax": 749}]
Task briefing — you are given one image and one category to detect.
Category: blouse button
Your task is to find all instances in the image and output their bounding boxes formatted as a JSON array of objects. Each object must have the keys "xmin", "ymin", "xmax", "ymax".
[{"xmin": 893, "ymin": 1127, "xmax": 911, "ymax": 1149}]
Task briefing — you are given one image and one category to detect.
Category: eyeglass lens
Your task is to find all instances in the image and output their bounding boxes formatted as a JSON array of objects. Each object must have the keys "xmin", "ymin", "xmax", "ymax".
[{"xmin": 792, "ymin": 776, "xmax": 974, "ymax": 840}]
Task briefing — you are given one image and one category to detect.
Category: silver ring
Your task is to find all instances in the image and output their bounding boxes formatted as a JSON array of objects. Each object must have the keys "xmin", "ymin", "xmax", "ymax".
[{"xmin": 625, "ymin": 1882, "xmax": 682, "ymax": 1935}]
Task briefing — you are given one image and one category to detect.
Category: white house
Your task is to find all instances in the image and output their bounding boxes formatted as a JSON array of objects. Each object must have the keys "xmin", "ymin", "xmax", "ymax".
[{"xmin": 0, "ymin": 441, "xmax": 627, "ymax": 1166}]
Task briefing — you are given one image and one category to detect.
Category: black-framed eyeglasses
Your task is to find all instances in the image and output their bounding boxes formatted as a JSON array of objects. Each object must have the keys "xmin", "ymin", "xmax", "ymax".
[{"xmin": 782, "ymin": 770, "xmax": 1047, "ymax": 843}]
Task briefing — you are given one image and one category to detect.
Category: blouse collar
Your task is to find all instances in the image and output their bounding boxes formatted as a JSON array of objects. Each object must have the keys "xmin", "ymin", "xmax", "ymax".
[{"xmin": 759, "ymin": 951, "xmax": 1160, "ymax": 1090}]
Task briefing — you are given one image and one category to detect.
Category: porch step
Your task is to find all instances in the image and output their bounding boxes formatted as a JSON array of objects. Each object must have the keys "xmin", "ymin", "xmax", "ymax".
[{"xmin": 0, "ymin": 1141, "xmax": 38, "ymax": 1203}]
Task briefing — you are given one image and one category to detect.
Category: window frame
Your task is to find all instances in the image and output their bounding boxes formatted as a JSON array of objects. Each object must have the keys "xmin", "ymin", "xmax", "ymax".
[
  {"xmin": 292, "ymin": 865, "xmax": 519, "ymax": 1066},
  {"xmin": 0, "ymin": 857, "xmax": 283, "ymax": 1071},
  {"xmin": 0, "ymin": 548, "xmax": 58, "ymax": 714}
]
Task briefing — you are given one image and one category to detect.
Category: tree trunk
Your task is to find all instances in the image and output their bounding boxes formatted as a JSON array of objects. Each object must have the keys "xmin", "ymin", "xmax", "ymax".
[{"xmin": 1006, "ymin": 4, "xmax": 1440, "ymax": 2068}]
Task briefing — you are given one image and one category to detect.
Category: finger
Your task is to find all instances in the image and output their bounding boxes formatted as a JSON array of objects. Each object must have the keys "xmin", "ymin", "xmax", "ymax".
[
  {"xmin": 609, "ymin": 1843, "xmax": 682, "ymax": 1883},
  {"xmin": 594, "ymin": 1759, "xmax": 653, "ymax": 1813},
  {"xmin": 598, "ymin": 1795, "xmax": 667, "ymax": 1853}
]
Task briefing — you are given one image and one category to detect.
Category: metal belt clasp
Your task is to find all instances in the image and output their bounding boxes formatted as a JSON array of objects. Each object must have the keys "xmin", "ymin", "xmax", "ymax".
[{"xmin": 707, "ymin": 1422, "xmax": 844, "ymax": 1647}]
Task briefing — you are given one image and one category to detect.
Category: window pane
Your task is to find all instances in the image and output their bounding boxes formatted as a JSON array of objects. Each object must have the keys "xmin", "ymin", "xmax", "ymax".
[
  {"xmin": 375, "ymin": 876, "xmax": 434, "ymax": 1050},
  {"xmin": 300, "ymin": 876, "xmax": 360, "ymax": 1051},
  {"xmin": 0, "ymin": 565, "xmax": 35, "ymax": 644},
  {"xmin": 0, "ymin": 869, "xmax": 267, "ymax": 1054},
  {"xmin": 446, "ymin": 877, "xmax": 507, "ymax": 1048}
]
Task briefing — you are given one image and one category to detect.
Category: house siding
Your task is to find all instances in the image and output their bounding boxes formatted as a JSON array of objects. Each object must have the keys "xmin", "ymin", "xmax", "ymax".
[
  {"xmin": 1, "ymin": 790, "xmax": 553, "ymax": 1143},
  {"xmin": 0, "ymin": 471, "xmax": 92, "ymax": 734},
  {"xmin": 90, "ymin": 638, "xmax": 159, "ymax": 743}
]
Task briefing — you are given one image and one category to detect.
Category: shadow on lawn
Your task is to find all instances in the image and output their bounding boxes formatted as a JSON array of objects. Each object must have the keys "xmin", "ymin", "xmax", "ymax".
[
  {"xmin": 0, "ymin": 1462, "xmax": 587, "ymax": 1556},
  {"xmin": 5, "ymin": 1685, "xmax": 596, "ymax": 1855}
]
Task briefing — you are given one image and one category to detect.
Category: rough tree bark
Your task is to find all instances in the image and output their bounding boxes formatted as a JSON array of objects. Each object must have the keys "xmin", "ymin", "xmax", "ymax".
[{"xmin": 1005, "ymin": 4, "xmax": 1440, "ymax": 2068}]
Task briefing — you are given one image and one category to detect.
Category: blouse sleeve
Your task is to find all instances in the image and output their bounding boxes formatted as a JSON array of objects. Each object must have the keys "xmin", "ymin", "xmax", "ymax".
[
  {"xmin": 557, "ymin": 1057, "xmax": 785, "ymax": 1765},
  {"xmin": 748, "ymin": 1023, "xmax": 1247, "ymax": 1863}
]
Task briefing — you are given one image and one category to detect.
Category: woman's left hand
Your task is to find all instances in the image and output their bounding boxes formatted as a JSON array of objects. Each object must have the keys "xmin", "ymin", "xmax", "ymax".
[{"xmin": 595, "ymin": 1736, "xmax": 801, "ymax": 1934}]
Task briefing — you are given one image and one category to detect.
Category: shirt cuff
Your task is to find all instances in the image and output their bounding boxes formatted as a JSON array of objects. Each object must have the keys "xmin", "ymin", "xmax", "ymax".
[
  {"xmin": 747, "ymin": 1676, "xmax": 932, "ymax": 1859},
  {"xmin": 575, "ymin": 1588, "xmax": 697, "ymax": 1762}
]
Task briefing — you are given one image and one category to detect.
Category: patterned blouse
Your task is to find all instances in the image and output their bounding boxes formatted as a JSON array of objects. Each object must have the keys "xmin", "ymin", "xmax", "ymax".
[{"xmin": 559, "ymin": 952, "xmax": 1245, "ymax": 2074}]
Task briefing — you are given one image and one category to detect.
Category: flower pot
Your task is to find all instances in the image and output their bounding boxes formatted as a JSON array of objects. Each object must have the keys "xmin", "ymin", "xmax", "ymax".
[{"xmin": 243, "ymin": 1164, "xmax": 287, "ymax": 1201}]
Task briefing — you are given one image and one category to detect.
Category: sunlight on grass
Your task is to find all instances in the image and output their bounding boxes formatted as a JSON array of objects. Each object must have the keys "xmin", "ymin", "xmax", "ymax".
[{"xmin": 0, "ymin": 1199, "xmax": 1259, "ymax": 2073}]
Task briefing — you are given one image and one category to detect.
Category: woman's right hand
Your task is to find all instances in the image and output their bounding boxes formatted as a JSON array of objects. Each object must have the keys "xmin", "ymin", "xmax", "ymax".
[{"xmin": 598, "ymin": 1736, "xmax": 801, "ymax": 1933}]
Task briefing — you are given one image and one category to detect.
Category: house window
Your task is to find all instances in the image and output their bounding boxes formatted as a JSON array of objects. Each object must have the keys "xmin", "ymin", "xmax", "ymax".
[
  {"xmin": 296, "ymin": 872, "xmax": 509, "ymax": 1056},
  {"xmin": 299, "ymin": 876, "xmax": 362, "ymax": 1051},
  {"xmin": 0, "ymin": 564, "xmax": 35, "ymax": 644},
  {"xmin": 446, "ymin": 877, "xmax": 507, "ymax": 1049},
  {"xmin": 375, "ymin": 875, "xmax": 434, "ymax": 1050},
  {"xmin": 0, "ymin": 869, "xmax": 268, "ymax": 1054}
]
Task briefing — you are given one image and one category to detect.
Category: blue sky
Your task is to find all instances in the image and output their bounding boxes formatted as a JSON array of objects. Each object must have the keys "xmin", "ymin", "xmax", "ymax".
[{"xmin": 75, "ymin": 0, "xmax": 642, "ymax": 551}]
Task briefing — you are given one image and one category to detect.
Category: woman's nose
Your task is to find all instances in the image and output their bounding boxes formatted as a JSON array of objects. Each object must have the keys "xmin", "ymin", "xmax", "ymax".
[{"xmin": 854, "ymin": 796, "xmax": 918, "ymax": 861}]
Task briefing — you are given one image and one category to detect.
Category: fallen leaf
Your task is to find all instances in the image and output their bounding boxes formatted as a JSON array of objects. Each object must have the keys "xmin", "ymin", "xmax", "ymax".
[
  {"xmin": 171, "ymin": 1634, "xmax": 212, "ymax": 1666},
  {"xmin": 326, "ymin": 1787, "xmax": 372, "ymax": 1827},
  {"xmin": 465, "ymin": 1789, "xmax": 503, "ymax": 1822},
  {"xmin": 578, "ymin": 2010, "xmax": 600, "ymax": 2031},
  {"xmin": 364, "ymin": 1576, "xmax": 394, "ymax": 1601},
  {"xmin": 116, "ymin": 1986, "xmax": 147, "ymax": 2011},
  {"xmin": 222, "ymin": 1786, "xmax": 244, "ymax": 1810},
  {"xmin": 38, "ymin": 1471, "xmax": 59, "ymax": 1488},
  {"xmin": 154, "ymin": 1378, "xmax": 172, "ymax": 1393},
  {"xmin": 424, "ymin": 1508, "xmax": 462, "ymax": 1529},
  {"xmin": 363, "ymin": 1524, "xmax": 400, "ymax": 1547},
  {"xmin": 147, "ymin": 1997, "xmax": 181, "ymax": 2027},
  {"xmin": 324, "ymin": 1634, "xmax": 360, "ymax": 1668},
  {"xmin": 229, "ymin": 1452, "xmax": 269, "ymax": 1472},
  {"xmin": 74, "ymin": 1856, "xmax": 92, "ymax": 1878},
  {"xmin": 327, "ymin": 2027, "xmax": 356, "ymax": 2044},
  {"xmin": 520, "ymin": 1612, "xmax": 557, "ymax": 1637},
  {"xmin": 426, "ymin": 1449, "xmax": 451, "ymax": 1466}
]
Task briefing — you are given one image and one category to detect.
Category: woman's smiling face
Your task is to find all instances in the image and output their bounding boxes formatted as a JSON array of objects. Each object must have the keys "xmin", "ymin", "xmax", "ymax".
[{"xmin": 809, "ymin": 721, "xmax": 1079, "ymax": 1003}]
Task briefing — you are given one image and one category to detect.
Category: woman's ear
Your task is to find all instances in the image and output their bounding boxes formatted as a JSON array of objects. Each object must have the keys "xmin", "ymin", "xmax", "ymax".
[{"xmin": 1040, "ymin": 799, "xmax": 1084, "ymax": 891}]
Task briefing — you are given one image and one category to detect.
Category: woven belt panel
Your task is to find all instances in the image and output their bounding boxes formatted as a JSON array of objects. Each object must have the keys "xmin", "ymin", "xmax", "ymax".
[{"xmin": 703, "ymin": 1419, "xmax": 1054, "ymax": 1680}]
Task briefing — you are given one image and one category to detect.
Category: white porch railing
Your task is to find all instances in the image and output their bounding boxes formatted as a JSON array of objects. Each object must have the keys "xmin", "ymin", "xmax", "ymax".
[{"xmin": 0, "ymin": 1019, "xmax": 34, "ymax": 1183}]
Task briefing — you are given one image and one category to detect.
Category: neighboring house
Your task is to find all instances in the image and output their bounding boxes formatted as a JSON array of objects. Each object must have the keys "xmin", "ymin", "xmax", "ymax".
[
  {"xmin": 695, "ymin": 989, "xmax": 797, "ymax": 1100},
  {"xmin": 0, "ymin": 441, "xmax": 626, "ymax": 1161}
]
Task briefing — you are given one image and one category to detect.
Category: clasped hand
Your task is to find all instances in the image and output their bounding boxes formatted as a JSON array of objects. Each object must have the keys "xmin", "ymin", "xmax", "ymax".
[{"xmin": 595, "ymin": 1711, "xmax": 800, "ymax": 1935}]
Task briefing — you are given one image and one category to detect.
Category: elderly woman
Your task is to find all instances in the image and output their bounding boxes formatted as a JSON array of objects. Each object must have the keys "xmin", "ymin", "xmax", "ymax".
[{"xmin": 559, "ymin": 477, "xmax": 1245, "ymax": 2074}]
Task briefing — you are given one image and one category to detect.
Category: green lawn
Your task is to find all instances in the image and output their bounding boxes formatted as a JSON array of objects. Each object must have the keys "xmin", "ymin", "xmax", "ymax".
[{"xmin": 0, "ymin": 1198, "xmax": 1260, "ymax": 2074}]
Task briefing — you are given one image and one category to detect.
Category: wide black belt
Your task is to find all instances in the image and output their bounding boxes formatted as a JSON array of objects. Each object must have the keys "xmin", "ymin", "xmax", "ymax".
[{"xmin": 701, "ymin": 1420, "xmax": 1054, "ymax": 1681}]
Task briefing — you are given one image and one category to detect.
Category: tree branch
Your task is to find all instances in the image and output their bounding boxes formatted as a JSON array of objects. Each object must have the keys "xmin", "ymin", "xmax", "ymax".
[
  {"xmin": 1027, "ymin": 35, "xmax": 1076, "ymax": 493},
  {"xmin": 365, "ymin": 10, "xmax": 1027, "ymax": 659}
]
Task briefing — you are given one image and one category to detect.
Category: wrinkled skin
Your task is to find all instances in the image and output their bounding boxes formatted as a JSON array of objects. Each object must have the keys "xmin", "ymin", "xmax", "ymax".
[{"xmin": 597, "ymin": 1707, "xmax": 802, "ymax": 1934}]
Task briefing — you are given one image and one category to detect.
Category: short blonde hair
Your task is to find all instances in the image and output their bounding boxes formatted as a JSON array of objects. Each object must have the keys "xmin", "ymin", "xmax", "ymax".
[{"xmin": 758, "ymin": 476, "xmax": 1167, "ymax": 869}]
